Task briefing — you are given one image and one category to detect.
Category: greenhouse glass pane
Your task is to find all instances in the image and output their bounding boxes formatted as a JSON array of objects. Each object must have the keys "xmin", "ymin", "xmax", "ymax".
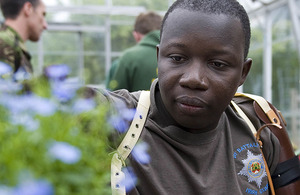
[
  {"xmin": 29, "ymin": 53, "xmax": 80, "ymax": 78},
  {"xmin": 70, "ymin": 14, "xmax": 106, "ymax": 26},
  {"xmin": 83, "ymin": 32, "xmax": 105, "ymax": 51},
  {"xmin": 45, "ymin": 0, "xmax": 106, "ymax": 6},
  {"xmin": 272, "ymin": 38, "xmax": 300, "ymax": 147},
  {"xmin": 272, "ymin": 40, "xmax": 299, "ymax": 111},
  {"xmin": 27, "ymin": 31, "xmax": 81, "ymax": 76},
  {"xmin": 243, "ymin": 16, "xmax": 265, "ymax": 96},
  {"xmin": 84, "ymin": 55, "xmax": 106, "ymax": 85},
  {"xmin": 47, "ymin": 13, "xmax": 106, "ymax": 26},
  {"xmin": 244, "ymin": 47, "xmax": 264, "ymax": 96},
  {"xmin": 43, "ymin": 32, "xmax": 79, "ymax": 52},
  {"xmin": 272, "ymin": 5, "xmax": 292, "ymax": 42},
  {"xmin": 112, "ymin": 0, "xmax": 169, "ymax": 11},
  {"xmin": 111, "ymin": 25, "xmax": 135, "ymax": 52}
]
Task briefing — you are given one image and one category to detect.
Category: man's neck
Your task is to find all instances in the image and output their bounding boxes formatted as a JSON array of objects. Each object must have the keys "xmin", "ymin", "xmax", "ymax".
[{"xmin": 4, "ymin": 19, "xmax": 28, "ymax": 42}]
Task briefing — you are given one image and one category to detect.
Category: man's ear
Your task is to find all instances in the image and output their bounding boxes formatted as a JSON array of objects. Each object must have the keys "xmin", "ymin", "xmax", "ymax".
[
  {"xmin": 239, "ymin": 58, "xmax": 252, "ymax": 86},
  {"xmin": 23, "ymin": 2, "xmax": 33, "ymax": 17}
]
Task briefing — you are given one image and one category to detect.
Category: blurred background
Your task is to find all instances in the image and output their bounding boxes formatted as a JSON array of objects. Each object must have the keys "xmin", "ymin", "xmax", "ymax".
[{"xmin": 0, "ymin": 0, "xmax": 299, "ymax": 150}]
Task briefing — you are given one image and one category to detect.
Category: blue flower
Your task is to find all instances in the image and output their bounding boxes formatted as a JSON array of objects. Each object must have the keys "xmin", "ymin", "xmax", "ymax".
[
  {"xmin": 107, "ymin": 101, "xmax": 136, "ymax": 133},
  {"xmin": 0, "ymin": 61, "xmax": 12, "ymax": 76},
  {"xmin": 27, "ymin": 95, "xmax": 56, "ymax": 116},
  {"xmin": 0, "ymin": 185, "xmax": 13, "ymax": 195},
  {"xmin": 51, "ymin": 80, "xmax": 81, "ymax": 102},
  {"xmin": 10, "ymin": 113, "xmax": 40, "ymax": 131},
  {"xmin": 48, "ymin": 141, "xmax": 81, "ymax": 164},
  {"xmin": 114, "ymin": 101, "xmax": 136, "ymax": 121},
  {"xmin": 0, "ymin": 94, "xmax": 55, "ymax": 131},
  {"xmin": 72, "ymin": 98, "xmax": 95, "ymax": 114},
  {"xmin": 0, "ymin": 94, "xmax": 56, "ymax": 116},
  {"xmin": 120, "ymin": 108, "xmax": 136, "ymax": 121},
  {"xmin": 108, "ymin": 115, "xmax": 129, "ymax": 133},
  {"xmin": 131, "ymin": 142, "xmax": 150, "ymax": 164},
  {"xmin": 13, "ymin": 67, "xmax": 31, "ymax": 82},
  {"xmin": 13, "ymin": 180, "xmax": 53, "ymax": 195},
  {"xmin": 0, "ymin": 80, "xmax": 22, "ymax": 93},
  {"xmin": 45, "ymin": 64, "xmax": 70, "ymax": 80},
  {"xmin": 120, "ymin": 167, "xmax": 137, "ymax": 192}
]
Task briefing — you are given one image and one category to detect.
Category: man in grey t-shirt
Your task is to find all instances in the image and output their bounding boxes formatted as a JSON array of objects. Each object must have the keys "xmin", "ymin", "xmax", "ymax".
[{"xmin": 104, "ymin": 0, "xmax": 300, "ymax": 194}]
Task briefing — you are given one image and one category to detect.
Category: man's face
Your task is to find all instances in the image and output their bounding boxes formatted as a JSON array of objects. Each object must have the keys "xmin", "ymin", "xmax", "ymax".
[
  {"xmin": 157, "ymin": 9, "xmax": 251, "ymax": 132},
  {"xmin": 28, "ymin": 1, "xmax": 47, "ymax": 42}
]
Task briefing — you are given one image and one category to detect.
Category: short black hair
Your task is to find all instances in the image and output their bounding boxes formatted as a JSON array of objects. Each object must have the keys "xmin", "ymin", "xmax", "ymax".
[
  {"xmin": 161, "ymin": 0, "xmax": 251, "ymax": 59},
  {"xmin": 0, "ymin": 0, "xmax": 41, "ymax": 19}
]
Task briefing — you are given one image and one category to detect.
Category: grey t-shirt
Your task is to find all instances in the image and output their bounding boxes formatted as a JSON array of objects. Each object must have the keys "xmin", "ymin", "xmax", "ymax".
[{"xmin": 104, "ymin": 80, "xmax": 280, "ymax": 195}]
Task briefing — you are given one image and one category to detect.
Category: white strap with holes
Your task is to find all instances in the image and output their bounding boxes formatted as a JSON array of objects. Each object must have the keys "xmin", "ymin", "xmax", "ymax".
[{"xmin": 111, "ymin": 91, "xmax": 151, "ymax": 195}]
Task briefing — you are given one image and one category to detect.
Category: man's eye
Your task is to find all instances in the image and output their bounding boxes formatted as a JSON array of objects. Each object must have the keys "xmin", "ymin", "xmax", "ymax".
[
  {"xmin": 210, "ymin": 62, "xmax": 225, "ymax": 68},
  {"xmin": 171, "ymin": 56, "xmax": 183, "ymax": 62}
]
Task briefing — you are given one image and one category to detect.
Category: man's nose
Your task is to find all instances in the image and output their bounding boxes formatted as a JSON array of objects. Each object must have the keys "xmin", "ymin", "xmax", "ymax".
[
  {"xmin": 43, "ymin": 20, "xmax": 48, "ymax": 30},
  {"xmin": 179, "ymin": 61, "xmax": 209, "ymax": 90}
]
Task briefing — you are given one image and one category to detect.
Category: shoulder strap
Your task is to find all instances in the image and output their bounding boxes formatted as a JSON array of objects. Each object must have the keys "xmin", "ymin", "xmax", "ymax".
[
  {"xmin": 232, "ymin": 93, "xmax": 276, "ymax": 195},
  {"xmin": 235, "ymin": 92, "xmax": 281, "ymax": 126},
  {"xmin": 234, "ymin": 93, "xmax": 300, "ymax": 193},
  {"xmin": 111, "ymin": 91, "xmax": 150, "ymax": 195},
  {"xmin": 235, "ymin": 93, "xmax": 296, "ymax": 162},
  {"xmin": 231, "ymin": 100, "xmax": 257, "ymax": 135}
]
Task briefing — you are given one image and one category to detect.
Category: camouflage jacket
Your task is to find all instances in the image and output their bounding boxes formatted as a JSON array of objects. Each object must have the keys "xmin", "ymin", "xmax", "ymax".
[{"xmin": 0, "ymin": 24, "xmax": 33, "ymax": 74}]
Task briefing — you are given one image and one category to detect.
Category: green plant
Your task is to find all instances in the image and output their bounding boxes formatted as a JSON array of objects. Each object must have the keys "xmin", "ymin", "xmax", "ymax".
[{"xmin": 0, "ymin": 63, "xmax": 112, "ymax": 195}]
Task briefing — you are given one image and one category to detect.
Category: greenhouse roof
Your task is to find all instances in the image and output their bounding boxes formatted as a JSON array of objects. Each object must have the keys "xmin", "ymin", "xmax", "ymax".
[
  {"xmin": 238, "ymin": 0, "xmax": 287, "ymax": 15},
  {"xmin": 44, "ymin": 0, "xmax": 285, "ymax": 17},
  {"xmin": 239, "ymin": 0, "xmax": 278, "ymax": 11}
]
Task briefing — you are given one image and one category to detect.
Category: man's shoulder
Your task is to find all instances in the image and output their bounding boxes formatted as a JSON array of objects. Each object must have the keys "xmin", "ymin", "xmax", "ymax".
[
  {"xmin": 94, "ymin": 87, "xmax": 141, "ymax": 108},
  {"xmin": 231, "ymin": 94, "xmax": 262, "ymax": 126},
  {"xmin": 232, "ymin": 94, "xmax": 253, "ymax": 103},
  {"xmin": 0, "ymin": 26, "xmax": 17, "ymax": 46},
  {"xmin": 118, "ymin": 46, "xmax": 144, "ymax": 66},
  {"xmin": 120, "ymin": 43, "xmax": 156, "ymax": 64},
  {"xmin": 122, "ymin": 44, "xmax": 143, "ymax": 56},
  {"xmin": 0, "ymin": 28, "xmax": 20, "ymax": 67},
  {"xmin": 139, "ymin": 30, "xmax": 160, "ymax": 46}
]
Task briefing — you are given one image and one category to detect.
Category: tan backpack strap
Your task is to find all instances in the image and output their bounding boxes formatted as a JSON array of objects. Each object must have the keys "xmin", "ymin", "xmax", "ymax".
[
  {"xmin": 235, "ymin": 92, "xmax": 281, "ymax": 127},
  {"xmin": 251, "ymin": 97, "xmax": 300, "ymax": 193},
  {"xmin": 231, "ymin": 100, "xmax": 256, "ymax": 135},
  {"xmin": 111, "ymin": 91, "xmax": 150, "ymax": 195},
  {"xmin": 235, "ymin": 93, "xmax": 300, "ymax": 193},
  {"xmin": 231, "ymin": 98, "xmax": 276, "ymax": 195},
  {"xmin": 235, "ymin": 93, "xmax": 296, "ymax": 161}
]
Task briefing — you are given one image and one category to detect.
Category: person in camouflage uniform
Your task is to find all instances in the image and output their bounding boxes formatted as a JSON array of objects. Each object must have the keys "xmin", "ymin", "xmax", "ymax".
[
  {"xmin": 0, "ymin": 0, "xmax": 47, "ymax": 74},
  {"xmin": 0, "ymin": 25, "xmax": 33, "ymax": 74}
]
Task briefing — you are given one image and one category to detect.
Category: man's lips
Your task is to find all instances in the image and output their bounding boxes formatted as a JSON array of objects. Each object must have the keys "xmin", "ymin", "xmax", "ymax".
[
  {"xmin": 176, "ymin": 96, "xmax": 207, "ymax": 107},
  {"xmin": 175, "ymin": 96, "xmax": 207, "ymax": 115}
]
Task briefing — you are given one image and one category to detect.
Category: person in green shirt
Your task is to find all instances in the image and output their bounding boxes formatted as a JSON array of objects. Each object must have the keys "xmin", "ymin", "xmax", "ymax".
[
  {"xmin": 0, "ymin": 0, "xmax": 47, "ymax": 75},
  {"xmin": 108, "ymin": 11, "xmax": 162, "ymax": 92}
]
